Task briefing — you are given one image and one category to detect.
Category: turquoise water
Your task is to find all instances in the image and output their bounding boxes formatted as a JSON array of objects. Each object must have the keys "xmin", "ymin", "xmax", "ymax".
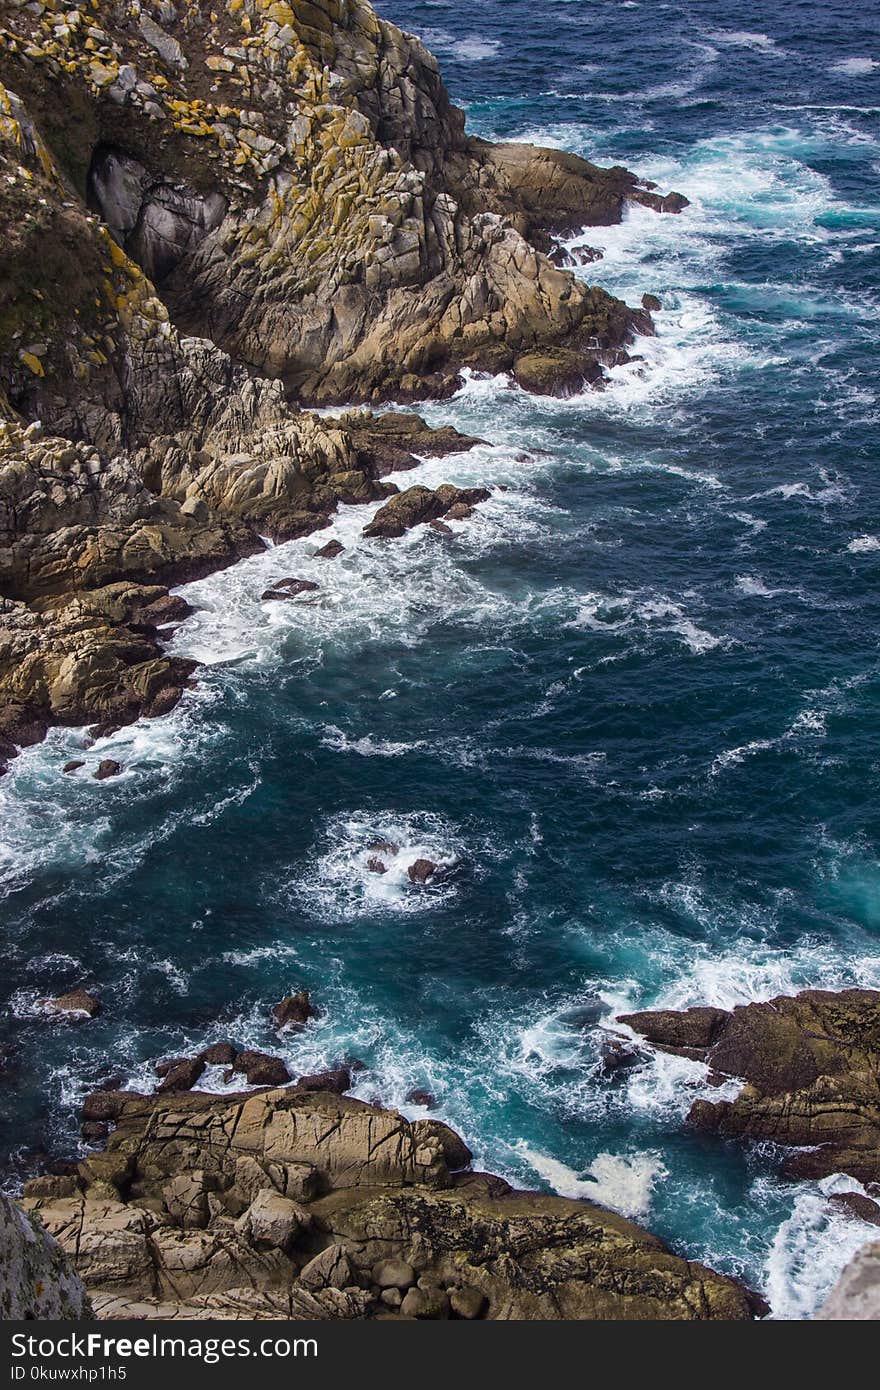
[{"xmin": 2, "ymin": 0, "xmax": 880, "ymax": 1317}]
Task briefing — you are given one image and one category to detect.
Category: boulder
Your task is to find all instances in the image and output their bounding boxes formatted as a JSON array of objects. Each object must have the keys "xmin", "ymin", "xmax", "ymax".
[
  {"xmin": 235, "ymin": 1191, "xmax": 308, "ymax": 1254},
  {"xmin": 513, "ymin": 349, "xmax": 602, "ymax": 397},
  {"xmin": 41, "ymin": 990, "xmax": 102, "ymax": 1020},
  {"xmin": 363, "ymin": 486, "xmax": 489, "ymax": 540},
  {"xmin": 299, "ymin": 1244, "xmax": 354, "ymax": 1291},
  {"xmin": 642, "ymin": 293, "xmax": 662, "ymax": 312},
  {"xmin": 315, "ymin": 541, "xmax": 345, "ymax": 559},
  {"xmin": 156, "ymin": 1057, "xmax": 206, "ymax": 1093},
  {"xmin": 94, "ymin": 760, "xmax": 123, "ymax": 781},
  {"xmin": 408, "ymin": 859, "xmax": 438, "ymax": 885},
  {"xmin": 63, "ymin": 760, "xmax": 85, "ymax": 774},
  {"xmin": 296, "ymin": 1069, "xmax": 352, "ymax": 1096},
  {"xmin": 372, "ymin": 1258, "xmax": 416, "ymax": 1290},
  {"xmin": 401, "ymin": 1284, "xmax": 450, "ymax": 1319},
  {"xmin": 366, "ymin": 857, "xmax": 388, "ymax": 875},
  {"xmin": 450, "ymin": 1285, "xmax": 488, "ymax": 1319},
  {"xmin": 234, "ymin": 1051, "xmax": 291, "ymax": 1087},
  {"xmin": 271, "ymin": 992, "xmax": 317, "ymax": 1033}
]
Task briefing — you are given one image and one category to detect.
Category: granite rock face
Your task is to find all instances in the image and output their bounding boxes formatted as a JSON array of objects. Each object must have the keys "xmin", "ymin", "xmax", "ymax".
[
  {"xmin": 620, "ymin": 989, "xmax": 880, "ymax": 1183},
  {"xmin": 0, "ymin": 1192, "xmax": 92, "ymax": 1319},
  {"xmin": 0, "ymin": 1, "xmax": 680, "ymax": 762},
  {"xmin": 20, "ymin": 1087, "xmax": 762, "ymax": 1321}
]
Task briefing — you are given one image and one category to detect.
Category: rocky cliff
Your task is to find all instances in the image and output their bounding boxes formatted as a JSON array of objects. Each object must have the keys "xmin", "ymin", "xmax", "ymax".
[
  {"xmin": 0, "ymin": 0, "xmax": 683, "ymax": 770},
  {"xmin": 19, "ymin": 1085, "xmax": 763, "ymax": 1320}
]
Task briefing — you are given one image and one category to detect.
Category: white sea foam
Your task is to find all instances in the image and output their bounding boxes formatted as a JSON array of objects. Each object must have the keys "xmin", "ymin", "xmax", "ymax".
[
  {"xmin": 570, "ymin": 590, "xmax": 726, "ymax": 655},
  {"xmin": 762, "ymin": 1175, "xmax": 880, "ymax": 1319},
  {"xmin": 518, "ymin": 1145, "xmax": 667, "ymax": 1219},
  {"xmin": 830, "ymin": 57, "xmax": 878, "ymax": 77},
  {"xmin": 847, "ymin": 535, "xmax": 880, "ymax": 553},
  {"xmin": 293, "ymin": 810, "xmax": 466, "ymax": 920}
]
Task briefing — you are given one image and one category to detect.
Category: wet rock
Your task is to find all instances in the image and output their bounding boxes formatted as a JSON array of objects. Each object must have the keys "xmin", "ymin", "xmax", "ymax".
[
  {"xmin": 618, "ymin": 1006, "xmax": 729, "ymax": 1057},
  {"xmin": 234, "ymin": 1051, "xmax": 291, "ymax": 1087},
  {"xmin": 623, "ymin": 989, "xmax": 880, "ymax": 1183},
  {"xmin": 81, "ymin": 1122, "xmax": 110, "ymax": 1145},
  {"xmin": 156, "ymin": 1057, "xmax": 206, "ymax": 1093},
  {"xmin": 261, "ymin": 579, "xmax": 320, "ymax": 601},
  {"xmin": 94, "ymin": 760, "xmax": 123, "ymax": 781},
  {"xmin": 827, "ymin": 1193, "xmax": 880, "ymax": 1226},
  {"xmin": 599, "ymin": 1033, "xmax": 647, "ymax": 1074},
  {"xmin": 408, "ymin": 858, "xmax": 438, "ymax": 885},
  {"xmin": 199, "ymin": 1042, "xmax": 238, "ymax": 1067},
  {"xmin": 405, "ymin": 1089, "xmax": 437, "ymax": 1109},
  {"xmin": 81, "ymin": 1091, "xmax": 129, "ymax": 1124},
  {"xmin": 363, "ymin": 485, "xmax": 489, "ymax": 540},
  {"xmin": 315, "ymin": 540, "xmax": 345, "ymax": 559},
  {"xmin": 42, "ymin": 990, "xmax": 102, "ymax": 1021},
  {"xmin": 367, "ymin": 857, "xmax": 388, "ymax": 875},
  {"xmin": 63, "ymin": 760, "xmax": 85, "ymax": 774},
  {"xmin": 513, "ymin": 349, "xmax": 602, "ymax": 397},
  {"xmin": 272, "ymin": 992, "xmax": 316, "ymax": 1033},
  {"xmin": 296, "ymin": 1068, "xmax": 352, "ymax": 1096},
  {"xmin": 642, "ymin": 293, "xmax": 662, "ymax": 312},
  {"xmin": 369, "ymin": 839, "xmax": 400, "ymax": 856}
]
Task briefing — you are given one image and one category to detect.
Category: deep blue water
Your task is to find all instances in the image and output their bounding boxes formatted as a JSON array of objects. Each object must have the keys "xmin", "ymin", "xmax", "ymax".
[{"xmin": 2, "ymin": 0, "xmax": 880, "ymax": 1317}]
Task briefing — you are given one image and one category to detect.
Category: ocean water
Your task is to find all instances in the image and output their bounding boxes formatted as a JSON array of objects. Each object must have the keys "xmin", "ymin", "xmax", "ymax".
[{"xmin": 2, "ymin": 0, "xmax": 879, "ymax": 1319}]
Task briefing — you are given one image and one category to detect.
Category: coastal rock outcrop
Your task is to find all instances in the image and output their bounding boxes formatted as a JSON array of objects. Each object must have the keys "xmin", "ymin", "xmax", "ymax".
[
  {"xmin": 0, "ymin": 0, "xmax": 681, "ymax": 760},
  {"xmin": 20, "ymin": 1087, "xmax": 762, "ymax": 1321},
  {"xmin": 1, "ymin": 1192, "xmax": 92, "ymax": 1319},
  {"xmin": 620, "ymin": 989, "xmax": 880, "ymax": 1182}
]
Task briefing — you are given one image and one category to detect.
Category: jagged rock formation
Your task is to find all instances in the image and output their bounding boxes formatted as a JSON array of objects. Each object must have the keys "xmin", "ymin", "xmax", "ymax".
[
  {"xmin": 816, "ymin": 1243, "xmax": 880, "ymax": 1319},
  {"xmin": 0, "ymin": 0, "xmax": 682, "ymax": 415},
  {"xmin": 620, "ymin": 989, "xmax": 880, "ymax": 1183},
  {"xmin": 0, "ymin": 0, "xmax": 682, "ymax": 765},
  {"xmin": 20, "ymin": 1086, "xmax": 762, "ymax": 1321},
  {"xmin": 1, "ymin": 1192, "xmax": 92, "ymax": 1319}
]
